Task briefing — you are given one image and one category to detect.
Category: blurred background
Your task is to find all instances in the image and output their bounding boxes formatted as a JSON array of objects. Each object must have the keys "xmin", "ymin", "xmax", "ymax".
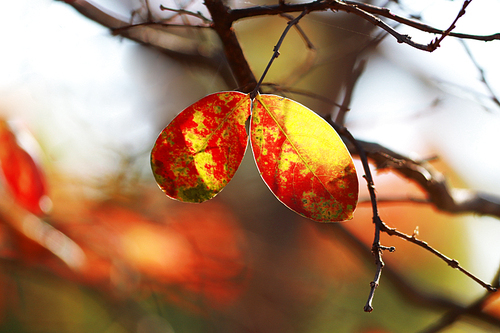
[{"xmin": 1, "ymin": 0, "xmax": 500, "ymax": 332}]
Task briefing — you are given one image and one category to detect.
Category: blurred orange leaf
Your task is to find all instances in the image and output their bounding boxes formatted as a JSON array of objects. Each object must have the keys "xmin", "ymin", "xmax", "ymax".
[
  {"xmin": 0, "ymin": 120, "xmax": 48, "ymax": 215},
  {"xmin": 251, "ymin": 95, "xmax": 358, "ymax": 222},
  {"xmin": 53, "ymin": 202, "xmax": 249, "ymax": 307},
  {"xmin": 482, "ymin": 291, "xmax": 500, "ymax": 319}
]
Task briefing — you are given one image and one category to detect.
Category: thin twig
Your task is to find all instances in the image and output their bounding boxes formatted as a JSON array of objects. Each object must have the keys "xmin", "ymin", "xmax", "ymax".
[
  {"xmin": 342, "ymin": 0, "xmax": 499, "ymax": 42},
  {"xmin": 275, "ymin": 13, "xmax": 317, "ymax": 87},
  {"xmin": 250, "ymin": 10, "xmax": 309, "ymax": 99},
  {"xmin": 460, "ymin": 40, "xmax": 500, "ymax": 108},
  {"xmin": 160, "ymin": 5, "xmax": 213, "ymax": 24},
  {"xmin": 278, "ymin": 13, "xmax": 315, "ymax": 50},
  {"xmin": 111, "ymin": 22, "xmax": 211, "ymax": 35},
  {"xmin": 331, "ymin": 123, "xmax": 392, "ymax": 312},
  {"xmin": 330, "ymin": 121, "xmax": 500, "ymax": 309},
  {"xmin": 358, "ymin": 196, "xmax": 430, "ymax": 205},
  {"xmin": 260, "ymin": 83, "xmax": 344, "ymax": 108},
  {"xmin": 419, "ymin": 265, "xmax": 500, "ymax": 333},
  {"xmin": 318, "ymin": 222, "xmax": 500, "ymax": 329},
  {"xmin": 228, "ymin": 0, "xmax": 499, "ymax": 51},
  {"xmin": 380, "ymin": 221, "xmax": 497, "ymax": 292},
  {"xmin": 335, "ymin": 59, "xmax": 366, "ymax": 125},
  {"xmin": 426, "ymin": 0, "xmax": 471, "ymax": 51}
]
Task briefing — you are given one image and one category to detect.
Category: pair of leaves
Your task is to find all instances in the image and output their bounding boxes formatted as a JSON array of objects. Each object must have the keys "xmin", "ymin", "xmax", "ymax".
[{"xmin": 151, "ymin": 92, "xmax": 358, "ymax": 222}]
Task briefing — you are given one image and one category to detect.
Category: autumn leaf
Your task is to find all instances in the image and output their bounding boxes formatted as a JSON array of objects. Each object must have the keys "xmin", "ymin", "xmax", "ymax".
[
  {"xmin": 250, "ymin": 94, "xmax": 358, "ymax": 222},
  {"xmin": 151, "ymin": 92, "xmax": 251, "ymax": 202},
  {"xmin": 0, "ymin": 120, "xmax": 49, "ymax": 216}
]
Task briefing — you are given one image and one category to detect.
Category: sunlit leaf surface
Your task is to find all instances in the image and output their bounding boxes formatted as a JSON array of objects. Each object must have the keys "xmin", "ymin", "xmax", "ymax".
[
  {"xmin": 151, "ymin": 92, "xmax": 251, "ymax": 202},
  {"xmin": 250, "ymin": 94, "xmax": 358, "ymax": 222}
]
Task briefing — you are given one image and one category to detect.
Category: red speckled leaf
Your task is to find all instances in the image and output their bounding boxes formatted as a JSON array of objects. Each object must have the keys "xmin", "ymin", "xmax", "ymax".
[
  {"xmin": 151, "ymin": 92, "xmax": 251, "ymax": 202},
  {"xmin": 250, "ymin": 94, "xmax": 358, "ymax": 222},
  {"xmin": 0, "ymin": 120, "xmax": 48, "ymax": 215}
]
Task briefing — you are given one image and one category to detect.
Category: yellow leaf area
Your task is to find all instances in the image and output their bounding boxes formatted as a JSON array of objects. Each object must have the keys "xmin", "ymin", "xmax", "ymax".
[
  {"xmin": 151, "ymin": 92, "xmax": 251, "ymax": 202},
  {"xmin": 250, "ymin": 94, "xmax": 358, "ymax": 222}
]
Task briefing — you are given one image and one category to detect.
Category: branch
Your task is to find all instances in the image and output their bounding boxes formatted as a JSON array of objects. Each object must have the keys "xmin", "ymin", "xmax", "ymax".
[
  {"xmin": 159, "ymin": 5, "xmax": 212, "ymax": 24},
  {"xmin": 335, "ymin": 59, "xmax": 366, "ymax": 125},
  {"xmin": 343, "ymin": 0, "xmax": 500, "ymax": 42},
  {"xmin": 229, "ymin": 0, "xmax": 499, "ymax": 51},
  {"xmin": 204, "ymin": 0, "xmax": 257, "ymax": 92},
  {"xmin": 380, "ymin": 222, "xmax": 496, "ymax": 292},
  {"xmin": 426, "ymin": 0, "xmax": 471, "ymax": 51},
  {"xmin": 251, "ymin": 10, "xmax": 309, "ymax": 99},
  {"xmin": 58, "ymin": 0, "xmax": 210, "ymax": 56},
  {"xmin": 352, "ymin": 140, "xmax": 500, "ymax": 219},
  {"xmin": 329, "ymin": 124, "xmax": 499, "ymax": 304},
  {"xmin": 420, "ymin": 265, "xmax": 500, "ymax": 333},
  {"xmin": 260, "ymin": 83, "xmax": 343, "ymax": 109},
  {"xmin": 58, "ymin": 0, "xmax": 243, "ymax": 89},
  {"xmin": 460, "ymin": 40, "xmax": 500, "ymax": 108},
  {"xmin": 319, "ymin": 222, "xmax": 500, "ymax": 330},
  {"xmin": 331, "ymin": 124, "xmax": 393, "ymax": 312}
]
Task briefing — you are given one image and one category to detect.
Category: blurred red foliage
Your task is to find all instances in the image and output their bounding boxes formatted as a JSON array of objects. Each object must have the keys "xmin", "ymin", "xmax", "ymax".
[
  {"xmin": 49, "ymin": 201, "xmax": 251, "ymax": 310},
  {"xmin": 0, "ymin": 118, "xmax": 250, "ymax": 317}
]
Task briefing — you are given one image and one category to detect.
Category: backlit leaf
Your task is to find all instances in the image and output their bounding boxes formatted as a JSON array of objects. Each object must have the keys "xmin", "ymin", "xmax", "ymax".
[
  {"xmin": 250, "ymin": 94, "xmax": 358, "ymax": 222},
  {"xmin": 151, "ymin": 92, "xmax": 251, "ymax": 202}
]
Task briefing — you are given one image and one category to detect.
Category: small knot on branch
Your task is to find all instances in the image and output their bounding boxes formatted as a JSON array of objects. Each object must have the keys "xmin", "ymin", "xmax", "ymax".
[
  {"xmin": 397, "ymin": 34, "xmax": 411, "ymax": 43},
  {"xmin": 448, "ymin": 259, "xmax": 460, "ymax": 269},
  {"xmin": 380, "ymin": 245, "xmax": 396, "ymax": 253}
]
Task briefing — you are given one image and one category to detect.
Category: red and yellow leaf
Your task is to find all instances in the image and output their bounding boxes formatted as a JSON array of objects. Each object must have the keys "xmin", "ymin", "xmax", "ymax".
[
  {"xmin": 151, "ymin": 92, "xmax": 251, "ymax": 202},
  {"xmin": 250, "ymin": 94, "xmax": 358, "ymax": 222}
]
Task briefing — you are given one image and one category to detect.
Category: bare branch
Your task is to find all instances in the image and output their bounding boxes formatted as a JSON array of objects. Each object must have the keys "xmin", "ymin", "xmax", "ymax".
[
  {"xmin": 426, "ymin": 0, "xmax": 471, "ymax": 51},
  {"xmin": 260, "ymin": 84, "xmax": 341, "ymax": 107},
  {"xmin": 322, "ymin": 223, "xmax": 500, "ymax": 329},
  {"xmin": 460, "ymin": 40, "xmax": 500, "ymax": 108},
  {"xmin": 329, "ymin": 124, "xmax": 499, "ymax": 303},
  {"xmin": 204, "ymin": 0, "xmax": 257, "ymax": 91},
  {"xmin": 59, "ymin": 0, "xmax": 210, "ymax": 56},
  {"xmin": 335, "ymin": 59, "xmax": 366, "ymax": 125},
  {"xmin": 278, "ymin": 13, "xmax": 315, "ymax": 50},
  {"xmin": 331, "ymin": 124, "xmax": 393, "ymax": 312},
  {"xmin": 420, "ymin": 266, "xmax": 500, "ymax": 333},
  {"xmin": 159, "ymin": 5, "xmax": 212, "ymax": 24},
  {"xmin": 251, "ymin": 10, "xmax": 309, "ymax": 99},
  {"xmin": 352, "ymin": 140, "xmax": 500, "ymax": 219},
  {"xmin": 343, "ymin": 0, "xmax": 500, "ymax": 42},
  {"xmin": 229, "ymin": 0, "xmax": 499, "ymax": 51},
  {"xmin": 380, "ymin": 221, "xmax": 496, "ymax": 292}
]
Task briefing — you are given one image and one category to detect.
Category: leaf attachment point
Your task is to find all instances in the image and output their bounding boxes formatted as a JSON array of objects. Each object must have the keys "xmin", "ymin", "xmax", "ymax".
[{"xmin": 151, "ymin": 92, "xmax": 251, "ymax": 202}]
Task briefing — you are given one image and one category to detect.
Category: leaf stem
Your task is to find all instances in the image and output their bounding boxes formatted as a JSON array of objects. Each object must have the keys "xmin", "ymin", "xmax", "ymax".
[{"xmin": 250, "ymin": 10, "xmax": 308, "ymax": 100}]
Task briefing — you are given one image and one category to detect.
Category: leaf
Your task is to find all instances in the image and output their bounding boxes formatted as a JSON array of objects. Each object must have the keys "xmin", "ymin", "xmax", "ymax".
[
  {"xmin": 250, "ymin": 94, "xmax": 358, "ymax": 222},
  {"xmin": 0, "ymin": 120, "xmax": 48, "ymax": 215},
  {"xmin": 57, "ymin": 202, "xmax": 249, "ymax": 307},
  {"xmin": 151, "ymin": 92, "xmax": 251, "ymax": 202}
]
